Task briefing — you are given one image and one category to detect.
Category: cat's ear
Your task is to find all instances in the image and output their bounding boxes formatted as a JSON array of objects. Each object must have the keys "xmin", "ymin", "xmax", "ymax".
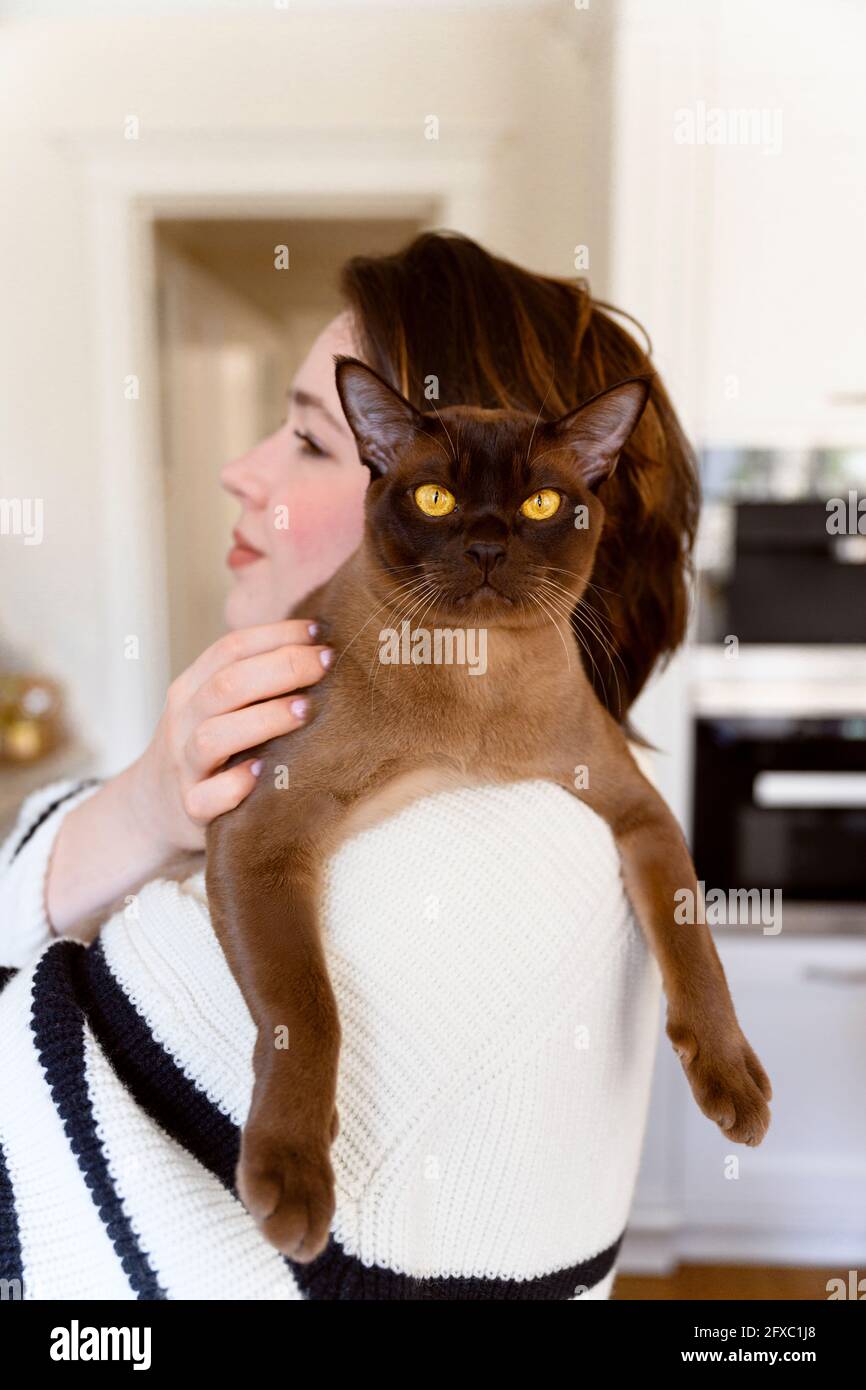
[
  {"xmin": 546, "ymin": 377, "xmax": 652, "ymax": 489},
  {"xmin": 334, "ymin": 356, "xmax": 422, "ymax": 479}
]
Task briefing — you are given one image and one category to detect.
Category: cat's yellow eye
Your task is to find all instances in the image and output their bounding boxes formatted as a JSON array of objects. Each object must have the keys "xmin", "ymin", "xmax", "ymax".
[
  {"xmin": 520, "ymin": 488, "xmax": 561, "ymax": 521},
  {"xmin": 414, "ymin": 483, "xmax": 456, "ymax": 517}
]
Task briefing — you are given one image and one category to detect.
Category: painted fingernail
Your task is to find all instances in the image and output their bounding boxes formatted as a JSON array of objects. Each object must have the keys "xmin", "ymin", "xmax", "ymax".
[
  {"xmin": 307, "ymin": 621, "xmax": 322, "ymax": 641},
  {"xmin": 291, "ymin": 697, "xmax": 309, "ymax": 719},
  {"xmin": 319, "ymin": 647, "xmax": 335, "ymax": 669},
  {"xmin": 250, "ymin": 759, "xmax": 263, "ymax": 777}
]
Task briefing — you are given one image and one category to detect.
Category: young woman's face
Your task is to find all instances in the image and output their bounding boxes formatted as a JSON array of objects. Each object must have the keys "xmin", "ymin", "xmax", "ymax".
[{"xmin": 221, "ymin": 313, "xmax": 368, "ymax": 629}]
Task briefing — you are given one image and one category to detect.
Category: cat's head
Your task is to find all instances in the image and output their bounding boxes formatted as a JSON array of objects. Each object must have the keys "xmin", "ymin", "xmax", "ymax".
[{"xmin": 334, "ymin": 356, "xmax": 650, "ymax": 628}]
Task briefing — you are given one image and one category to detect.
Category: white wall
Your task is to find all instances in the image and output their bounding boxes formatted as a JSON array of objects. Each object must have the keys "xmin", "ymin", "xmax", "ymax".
[
  {"xmin": 0, "ymin": 1, "xmax": 616, "ymax": 772},
  {"xmin": 610, "ymin": 0, "xmax": 866, "ymax": 451}
]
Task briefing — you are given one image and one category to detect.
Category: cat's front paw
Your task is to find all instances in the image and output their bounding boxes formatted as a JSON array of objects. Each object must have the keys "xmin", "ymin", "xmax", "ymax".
[
  {"xmin": 667, "ymin": 1015, "xmax": 772, "ymax": 1146},
  {"xmin": 237, "ymin": 1122, "xmax": 336, "ymax": 1262}
]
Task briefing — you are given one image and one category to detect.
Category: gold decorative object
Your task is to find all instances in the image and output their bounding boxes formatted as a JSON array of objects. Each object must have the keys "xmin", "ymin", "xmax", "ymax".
[{"xmin": 0, "ymin": 675, "xmax": 64, "ymax": 764}]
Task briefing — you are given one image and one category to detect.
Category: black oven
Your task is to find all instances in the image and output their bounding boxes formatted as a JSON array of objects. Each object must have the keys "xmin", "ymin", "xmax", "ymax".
[
  {"xmin": 693, "ymin": 715, "xmax": 866, "ymax": 904},
  {"xmin": 727, "ymin": 501, "xmax": 866, "ymax": 644}
]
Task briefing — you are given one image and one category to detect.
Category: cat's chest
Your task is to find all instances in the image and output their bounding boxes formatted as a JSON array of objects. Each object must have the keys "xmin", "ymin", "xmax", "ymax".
[
  {"xmin": 379, "ymin": 654, "xmax": 521, "ymax": 715},
  {"xmin": 367, "ymin": 657, "xmax": 570, "ymax": 761},
  {"xmin": 326, "ymin": 629, "xmax": 580, "ymax": 777}
]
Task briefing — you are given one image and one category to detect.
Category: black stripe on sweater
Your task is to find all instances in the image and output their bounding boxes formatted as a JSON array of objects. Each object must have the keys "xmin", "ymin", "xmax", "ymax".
[
  {"xmin": 0, "ymin": 1139, "xmax": 24, "ymax": 1296},
  {"xmin": 48, "ymin": 938, "xmax": 624, "ymax": 1300},
  {"xmin": 294, "ymin": 1229, "xmax": 623, "ymax": 1301},
  {"xmin": 9, "ymin": 781, "xmax": 98, "ymax": 863},
  {"xmin": 30, "ymin": 944, "xmax": 167, "ymax": 1300}
]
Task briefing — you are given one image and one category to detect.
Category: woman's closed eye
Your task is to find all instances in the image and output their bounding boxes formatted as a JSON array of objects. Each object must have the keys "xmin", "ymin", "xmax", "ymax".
[{"xmin": 294, "ymin": 429, "xmax": 333, "ymax": 460}]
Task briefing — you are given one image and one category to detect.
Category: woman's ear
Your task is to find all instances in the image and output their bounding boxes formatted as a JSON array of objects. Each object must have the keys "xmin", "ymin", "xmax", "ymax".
[
  {"xmin": 546, "ymin": 377, "xmax": 652, "ymax": 489},
  {"xmin": 334, "ymin": 356, "xmax": 422, "ymax": 479}
]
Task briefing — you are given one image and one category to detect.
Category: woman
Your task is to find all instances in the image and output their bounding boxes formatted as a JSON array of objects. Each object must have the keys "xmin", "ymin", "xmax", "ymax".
[{"xmin": 0, "ymin": 232, "xmax": 698, "ymax": 1300}]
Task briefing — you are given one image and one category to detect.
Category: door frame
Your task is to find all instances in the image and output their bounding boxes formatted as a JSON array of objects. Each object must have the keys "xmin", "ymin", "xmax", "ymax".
[{"xmin": 63, "ymin": 128, "xmax": 501, "ymax": 769}]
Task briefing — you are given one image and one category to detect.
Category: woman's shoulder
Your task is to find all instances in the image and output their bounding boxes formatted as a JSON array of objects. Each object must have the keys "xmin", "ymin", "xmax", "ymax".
[
  {"xmin": 324, "ymin": 780, "xmax": 657, "ymax": 1237},
  {"xmin": 321, "ymin": 777, "xmax": 634, "ymax": 1026},
  {"xmin": 326, "ymin": 776, "xmax": 627, "ymax": 920},
  {"xmin": 54, "ymin": 775, "xmax": 638, "ymax": 1133}
]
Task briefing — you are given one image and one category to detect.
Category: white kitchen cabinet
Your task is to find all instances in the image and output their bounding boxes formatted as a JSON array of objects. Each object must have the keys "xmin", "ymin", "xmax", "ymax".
[
  {"xmin": 623, "ymin": 932, "xmax": 866, "ymax": 1271},
  {"xmin": 611, "ymin": 5, "xmax": 866, "ymax": 1268},
  {"xmin": 611, "ymin": 0, "xmax": 866, "ymax": 449}
]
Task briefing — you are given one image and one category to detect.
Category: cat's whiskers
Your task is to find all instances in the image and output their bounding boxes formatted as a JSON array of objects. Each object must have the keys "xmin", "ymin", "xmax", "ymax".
[
  {"xmin": 534, "ymin": 564, "xmax": 624, "ymax": 602},
  {"xmin": 371, "ymin": 576, "xmax": 436, "ymax": 647},
  {"xmin": 366, "ymin": 578, "xmax": 440, "ymax": 707},
  {"xmin": 365, "ymin": 587, "xmax": 422, "ymax": 705},
  {"xmin": 530, "ymin": 577, "xmax": 615, "ymax": 700},
  {"xmin": 544, "ymin": 593, "xmax": 605, "ymax": 694},
  {"xmin": 532, "ymin": 574, "xmax": 626, "ymax": 715},
  {"xmin": 382, "ymin": 575, "xmax": 446, "ymax": 702},
  {"xmin": 576, "ymin": 601, "xmax": 620, "ymax": 656},
  {"xmin": 373, "ymin": 580, "xmax": 440, "ymax": 705},
  {"xmin": 523, "ymin": 379, "xmax": 554, "ymax": 469},
  {"xmin": 375, "ymin": 581, "xmax": 439, "ymax": 700},
  {"xmin": 570, "ymin": 604, "xmax": 624, "ymax": 716},
  {"xmin": 532, "ymin": 570, "xmax": 621, "ymax": 650},
  {"xmin": 380, "ymin": 573, "xmax": 441, "ymax": 635},
  {"xmin": 574, "ymin": 598, "xmax": 626, "ymax": 672},
  {"xmin": 530, "ymin": 566, "xmax": 623, "ymax": 655},
  {"xmin": 519, "ymin": 443, "xmax": 571, "ymax": 470},
  {"xmin": 416, "ymin": 429, "xmax": 453, "ymax": 467},
  {"xmin": 532, "ymin": 572, "xmax": 620, "ymax": 657},
  {"xmin": 334, "ymin": 572, "xmax": 433, "ymax": 672},
  {"xmin": 524, "ymin": 587, "xmax": 573, "ymax": 673},
  {"xmin": 536, "ymin": 573, "xmax": 627, "ymax": 680},
  {"xmin": 528, "ymin": 586, "xmax": 589, "ymax": 678},
  {"xmin": 428, "ymin": 402, "xmax": 458, "ymax": 466}
]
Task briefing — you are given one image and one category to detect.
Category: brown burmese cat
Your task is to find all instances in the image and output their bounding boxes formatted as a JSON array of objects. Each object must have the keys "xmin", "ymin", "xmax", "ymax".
[{"xmin": 206, "ymin": 357, "xmax": 772, "ymax": 1262}]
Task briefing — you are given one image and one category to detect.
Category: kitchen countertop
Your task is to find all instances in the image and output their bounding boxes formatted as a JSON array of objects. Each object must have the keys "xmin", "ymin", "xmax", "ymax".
[{"xmin": 690, "ymin": 644, "xmax": 866, "ymax": 716}]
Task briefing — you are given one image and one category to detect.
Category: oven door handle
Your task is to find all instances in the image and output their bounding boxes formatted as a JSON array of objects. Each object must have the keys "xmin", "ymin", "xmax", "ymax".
[
  {"xmin": 753, "ymin": 770, "xmax": 866, "ymax": 808},
  {"xmin": 803, "ymin": 965, "xmax": 866, "ymax": 986}
]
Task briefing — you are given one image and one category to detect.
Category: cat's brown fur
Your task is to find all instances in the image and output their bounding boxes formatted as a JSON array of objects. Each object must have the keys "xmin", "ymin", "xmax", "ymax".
[{"xmin": 205, "ymin": 358, "xmax": 772, "ymax": 1262}]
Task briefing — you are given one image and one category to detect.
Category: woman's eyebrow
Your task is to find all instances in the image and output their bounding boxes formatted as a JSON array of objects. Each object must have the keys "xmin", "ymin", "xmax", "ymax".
[{"xmin": 287, "ymin": 387, "xmax": 348, "ymax": 434}]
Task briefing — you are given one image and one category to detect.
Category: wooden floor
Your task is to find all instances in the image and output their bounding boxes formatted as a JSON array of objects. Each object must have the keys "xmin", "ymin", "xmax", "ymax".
[{"xmin": 613, "ymin": 1265, "xmax": 836, "ymax": 1300}]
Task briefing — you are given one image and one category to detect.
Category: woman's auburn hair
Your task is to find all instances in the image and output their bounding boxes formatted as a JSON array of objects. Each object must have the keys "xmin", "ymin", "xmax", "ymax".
[{"xmin": 340, "ymin": 230, "xmax": 699, "ymax": 722}]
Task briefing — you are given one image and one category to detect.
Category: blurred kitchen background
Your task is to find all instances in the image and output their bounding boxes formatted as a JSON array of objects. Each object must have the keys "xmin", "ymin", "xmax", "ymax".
[{"xmin": 1, "ymin": 0, "xmax": 864, "ymax": 1298}]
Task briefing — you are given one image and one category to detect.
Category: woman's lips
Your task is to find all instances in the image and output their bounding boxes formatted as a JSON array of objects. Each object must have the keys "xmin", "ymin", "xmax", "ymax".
[{"xmin": 228, "ymin": 530, "xmax": 264, "ymax": 570}]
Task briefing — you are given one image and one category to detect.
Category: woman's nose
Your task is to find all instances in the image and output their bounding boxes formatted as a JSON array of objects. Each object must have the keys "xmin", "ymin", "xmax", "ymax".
[{"xmin": 220, "ymin": 436, "xmax": 273, "ymax": 505}]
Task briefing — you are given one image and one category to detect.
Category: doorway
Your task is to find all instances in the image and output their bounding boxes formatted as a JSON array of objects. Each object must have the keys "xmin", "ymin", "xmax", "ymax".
[{"xmin": 154, "ymin": 216, "xmax": 424, "ymax": 677}]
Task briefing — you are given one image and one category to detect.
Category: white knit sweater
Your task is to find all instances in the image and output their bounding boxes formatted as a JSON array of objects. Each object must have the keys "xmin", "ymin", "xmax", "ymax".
[{"xmin": 0, "ymin": 777, "xmax": 661, "ymax": 1301}]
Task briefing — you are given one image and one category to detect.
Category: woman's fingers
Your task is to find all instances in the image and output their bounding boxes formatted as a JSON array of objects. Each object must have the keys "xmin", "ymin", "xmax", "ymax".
[
  {"xmin": 182, "ymin": 759, "xmax": 266, "ymax": 826},
  {"xmin": 121, "ymin": 622, "xmax": 332, "ymax": 859},
  {"xmin": 189, "ymin": 641, "xmax": 333, "ymax": 725},
  {"xmin": 163, "ymin": 619, "xmax": 334, "ymax": 833},
  {"xmin": 177, "ymin": 619, "xmax": 324, "ymax": 700},
  {"xmin": 185, "ymin": 693, "xmax": 312, "ymax": 779}
]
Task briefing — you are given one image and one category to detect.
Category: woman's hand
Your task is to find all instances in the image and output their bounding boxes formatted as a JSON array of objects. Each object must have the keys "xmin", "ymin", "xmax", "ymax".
[
  {"xmin": 130, "ymin": 619, "xmax": 333, "ymax": 854},
  {"xmin": 45, "ymin": 620, "xmax": 332, "ymax": 935}
]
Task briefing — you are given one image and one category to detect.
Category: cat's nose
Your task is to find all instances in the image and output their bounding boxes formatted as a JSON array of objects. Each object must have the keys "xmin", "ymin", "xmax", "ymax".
[{"xmin": 465, "ymin": 541, "xmax": 506, "ymax": 574}]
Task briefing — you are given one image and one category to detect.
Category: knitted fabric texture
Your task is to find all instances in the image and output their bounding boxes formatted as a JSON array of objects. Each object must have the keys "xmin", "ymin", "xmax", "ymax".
[{"xmin": 0, "ymin": 777, "xmax": 661, "ymax": 1300}]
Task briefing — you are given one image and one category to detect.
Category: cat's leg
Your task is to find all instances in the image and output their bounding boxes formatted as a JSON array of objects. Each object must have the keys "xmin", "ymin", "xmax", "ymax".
[
  {"xmin": 553, "ymin": 734, "xmax": 772, "ymax": 1146},
  {"xmin": 206, "ymin": 786, "xmax": 348, "ymax": 1261}
]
